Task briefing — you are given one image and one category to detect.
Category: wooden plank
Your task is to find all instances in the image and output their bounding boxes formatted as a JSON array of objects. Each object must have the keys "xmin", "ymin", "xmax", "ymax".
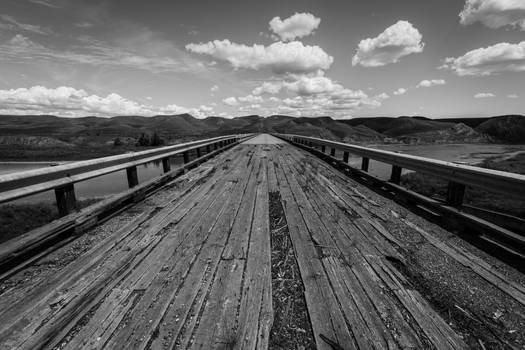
[
  {"xmin": 272, "ymin": 148, "xmax": 356, "ymax": 350},
  {"xmin": 0, "ymin": 147, "xmax": 247, "ymax": 349},
  {"xmin": 236, "ymin": 155, "xmax": 273, "ymax": 349},
  {"xmin": 280, "ymin": 145, "xmax": 467, "ymax": 349}
]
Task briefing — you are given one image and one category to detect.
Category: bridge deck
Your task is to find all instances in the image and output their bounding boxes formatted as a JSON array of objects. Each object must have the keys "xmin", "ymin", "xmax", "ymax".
[{"xmin": 1, "ymin": 137, "xmax": 524, "ymax": 349}]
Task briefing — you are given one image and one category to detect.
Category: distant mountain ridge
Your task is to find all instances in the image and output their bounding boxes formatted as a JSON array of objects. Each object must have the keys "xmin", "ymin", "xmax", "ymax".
[{"xmin": 0, "ymin": 114, "xmax": 524, "ymax": 146}]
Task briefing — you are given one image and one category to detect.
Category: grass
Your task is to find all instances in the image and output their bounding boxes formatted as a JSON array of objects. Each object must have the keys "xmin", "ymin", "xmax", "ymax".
[
  {"xmin": 401, "ymin": 153, "xmax": 525, "ymax": 219},
  {"xmin": 0, "ymin": 198, "xmax": 100, "ymax": 244}
]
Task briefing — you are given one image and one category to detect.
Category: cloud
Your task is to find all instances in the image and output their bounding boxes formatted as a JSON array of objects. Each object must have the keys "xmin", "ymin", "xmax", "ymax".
[
  {"xmin": 210, "ymin": 85, "xmax": 219, "ymax": 93},
  {"xmin": 252, "ymin": 81, "xmax": 283, "ymax": 95},
  {"xmin": 0, "ymin": 15, "xmax": 52, "ymax": 35},
  {"xmin": 75, "ymin": 22, "xmax": 94, "ymax": 28},
  {"xmin": 352, "ymin": 20, "xmax": 424, "ymax": 67},
  {"xmin": 269, "ymin": 13, "xmax": 321, "ymax": 41},
  {"xmin": 474, "ymin": 92, "xmax": 495, "ymax": 98},
  {"xmin": 417, "ymin": 79, "xmax": 446, "ymax": 87},
  {"xmin": 247, "ymin": 73, "xmax": 385, "ymax": 117},
  {"xmin": 0, "ymin": 85, "xmax": 212, "ymax": 118},
  {"xmin": 238, "ymin": 95, "xmax": 263, "ymax": 103},
  {"xmin": 0, "ymin": 34, "xmax": 201, "ymax": 74},
  {"xmin": 28, "ymin": 0, "xmax": 61, "ymax": 8},
  {"xmin": 507, "ymin": 93, "xmax": 518, "ymax": 98},
  {"xmin": 223, "ymin": 97, "xmax": 239, "ymax": 106},
  {"xmin": 460, "ymin": 0, "xmax": 525, "ymax": 30},
  {"xmin": 441, "ymin": 41, "xmax": 525, "ymax": 75},
  {"xmin": 185, "ymin": 40, "xmax": 333, "ymax": 74},
  {"xmin": 393, "ymin": 88, "xmax": 407, "ymax": 95}
]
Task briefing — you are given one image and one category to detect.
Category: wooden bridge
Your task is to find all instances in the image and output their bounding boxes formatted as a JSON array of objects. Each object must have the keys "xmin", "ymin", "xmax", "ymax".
[{"xmin": 0, "ymin": 134, "xmax": 524, "ymax": 349}]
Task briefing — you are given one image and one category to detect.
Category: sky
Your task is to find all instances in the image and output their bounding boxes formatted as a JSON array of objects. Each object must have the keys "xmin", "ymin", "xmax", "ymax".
[{"xmin": 0, "ymin": 0, "xmax": 524, "ymax": 119}]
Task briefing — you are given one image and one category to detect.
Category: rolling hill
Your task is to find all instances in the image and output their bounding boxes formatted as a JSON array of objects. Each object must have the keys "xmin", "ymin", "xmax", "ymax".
[{"xmin": 0, "ymin": 114, "xmax": 524, "ymax": 153}]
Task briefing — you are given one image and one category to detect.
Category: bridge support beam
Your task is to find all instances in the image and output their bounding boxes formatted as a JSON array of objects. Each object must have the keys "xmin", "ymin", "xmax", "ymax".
[
  {"xmin": 162, "ymin": 157, "xmax": 171, "ymax": 173},
  {"xmin": 55, "ymin": 183, "xmax": 77, "ymax": 217},
  {"xmin": 361, "ymin": 157, "xmax": 369, "ymax": 172},
  {"xmin": 390, "ymin": 165, "xmax": 402, "ymax": 184},
  {"xmin": 126, "ymin": 166, "xmax": 139, "ymax": 188},
  {"xmin": 446, "ymin": 181, "xmax": 466, "ymax": 206}
]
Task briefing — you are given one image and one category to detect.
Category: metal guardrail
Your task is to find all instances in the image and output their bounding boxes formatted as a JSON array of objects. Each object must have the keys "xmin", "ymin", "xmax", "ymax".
[
  {"xmin": 276, "ymin": 134, "xmax": 525, "ymax": 203},
  {"xmin": 0, "ymin": 134, "xmax": 251, "ymax": 216}
]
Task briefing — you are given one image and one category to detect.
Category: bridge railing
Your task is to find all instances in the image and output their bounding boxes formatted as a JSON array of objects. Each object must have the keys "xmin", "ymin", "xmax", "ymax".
[
  {"xmin": 276, "ymin": 134, "xmax": 525, "ymax": 202},
  {"xmin": 276, "ymin": 133, "xmax": 525, "ymax": 257},
  {"xmin": 0, "ymin": 134, "xmax": 252, "ymax": 217}
]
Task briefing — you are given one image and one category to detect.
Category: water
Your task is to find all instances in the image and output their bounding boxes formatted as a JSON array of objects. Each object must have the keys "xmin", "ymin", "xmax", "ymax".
[
  {"xmin": 317, "ymin": 143, "xmax": 525, "ymax": 179},
  {"xmin": 1, "ymin": 144, "xmax": 524, "ymax": 204},
  {"xmin": 0, "ymin": 154, "xmax": 187, "ymax": 204}
]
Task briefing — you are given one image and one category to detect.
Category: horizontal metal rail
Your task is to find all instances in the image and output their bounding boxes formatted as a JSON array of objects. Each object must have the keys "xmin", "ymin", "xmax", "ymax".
[
  {"xmin": 0, "ymin": 134, "xmax": 253, "ymax": 216},
  {"xmin": 276, "ymin": 134, "xmax": 525, "ymax": 201}
]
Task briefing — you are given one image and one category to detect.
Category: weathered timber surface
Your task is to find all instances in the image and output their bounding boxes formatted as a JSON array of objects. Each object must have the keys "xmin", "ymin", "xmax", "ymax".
[{"xmin": 0, "ymin": 140, "xmax": 524, "ymax": 349}]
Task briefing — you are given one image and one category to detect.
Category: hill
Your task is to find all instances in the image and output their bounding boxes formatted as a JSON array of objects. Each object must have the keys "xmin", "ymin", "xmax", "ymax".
[{"xmin": 0, "ymin": 114, "xmax": 524, "ymax": 160}]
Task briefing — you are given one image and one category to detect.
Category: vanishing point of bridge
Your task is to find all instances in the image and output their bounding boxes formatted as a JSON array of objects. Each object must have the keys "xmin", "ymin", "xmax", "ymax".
[{"xmin": 0, "ymin": 134, "xmax": 524, "ymax": 349}]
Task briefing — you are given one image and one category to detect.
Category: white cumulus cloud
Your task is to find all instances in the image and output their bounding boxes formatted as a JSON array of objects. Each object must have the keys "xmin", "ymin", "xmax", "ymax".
[
  {"xmin": 507, "ymin": 93, "xmax": 519, "ymax": 98},
  {"xmin": 238, "ymin": 95, "xmax": 263, "ymax": 103},
  {"xmin": 460, "ymin": 0, "xmax": 525, "ymax": 30},
  {"xmin": 393, "ymin": 88, "xmax": 407, "ymax": 95},
  {"xmin": 186, "ymin": 40, "xmax": 333, "ymax": 74},
  {"xmin": 269, "ymin": 12, "xmax": 321, "ymax": 41},
  {"xmin": 0, "ymin": 86, "xmax": 211, "ymax": 118},
  {"xmin": 352, "ymin": 20, "xmax": 424, "ymax": 67},
  {"xmin": 442, "ymin": 41, "xmax": 525, "ymax": 75},
  {"xmin": 210, "ymin": 85, "xmax": 219, "ymax": 93},
  {"xmin": 417, "ymin": 79, "xmax": 446, "ymax": 88},
  {"xmin": 222, "ymin": 96, "xmax": 239, "ymax": 106},
  {"xmin": 474, "ymin": 92, "xmax": 495, "ymax": 98}
]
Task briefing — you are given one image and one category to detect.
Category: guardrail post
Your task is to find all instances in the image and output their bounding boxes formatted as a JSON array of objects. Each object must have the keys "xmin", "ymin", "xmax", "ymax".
[
  {"xmin": 196, "ymin": 147, "xmax": 201, "ymax": 158},
  {"xmin": 361, "ymin": 157, "xmax": 369, "ymax": 171},
  {"xmin": 214, "ymin": 142, "xmax": 218, "ymax": 150},
  {"xmin": 446, "ymin": 181, "xmax": 466, "ymax": 206},
  {"xmin": 162, "ymin": 157, "xmax": 171, "ymax": 173},
  {"xmin": 206, "ymin": 145, "xmax": 211, "ymax": 153},
  {"xmin": 321, "ymin": 145, "xmax": 326, "ymax": 153},
  {"xmin": 183, "ymin": 151, "xmax": 190, "ymax": 164},
  {"xmin": 390, "ymin": 165, "xmax": 402, "ymax": 184},
  {"xmin": 126, "ymin": 166, "xmax": 139, "ymax": 188},
  {"xmin": 330, "ymin": 147, "xmax": 336, "ymax": 157},
  {"xmin": 343, "ymin": 151, "xmax": 349, "ymax": 163},
  {"xmin": 55, "ymin": 183, "xmax": 77, "ymax": 217}
]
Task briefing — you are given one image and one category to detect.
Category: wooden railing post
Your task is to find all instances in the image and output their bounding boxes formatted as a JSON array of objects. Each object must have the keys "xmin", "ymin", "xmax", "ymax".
[
  {"xmin": 343, "ymin": 151, "xmax": 349, "ymax": 163},
  {"xmin": 206, "ymin": 145, "xmax": 211, "ymax": 153},
  {"xmin": 361, "ymin": 157, "xmax": 369, "ymax": 172},
  {"xmin": 390, "ymin": 165, "xmax": 402, "ymax": 184},
  {"xmin": 126, "ymin": 166, "xmax": 139, "ymax": 188},
  {"xmin": 55, "ymin": 183, "xmax": 77, "ymax": 217},
  {"xmin": 183, "ymin": 151, "xmax": 190, "ymax": 164},
  {"xmin": 196, "ymin": 147, "xmax": 201, "ymax": 158},
  {"xmin": 321, "ymin": 145, "xmax": 326, "ymax": 153},
  {"xmin": 162, "ymin": 157, "xmax": 171, "ymax": 173},
  {"xmin": 446, "ymin": 181, "xmax": 466, "ymax": 206},
  {"xmin": 330, "ymin": 148, "xmax": 336, "ymax": 157},
  {"xmin": 214, "ymin": 142, "xmax": 218, "ymax": 150}
]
